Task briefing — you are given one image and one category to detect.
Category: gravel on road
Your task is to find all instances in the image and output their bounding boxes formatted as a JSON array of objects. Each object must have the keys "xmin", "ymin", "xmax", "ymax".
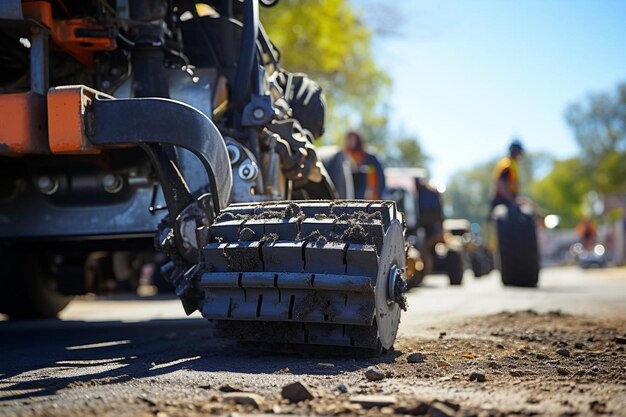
[{"xmin": 1, "ymin": 310, "xmax": 625, "ymax": 417}]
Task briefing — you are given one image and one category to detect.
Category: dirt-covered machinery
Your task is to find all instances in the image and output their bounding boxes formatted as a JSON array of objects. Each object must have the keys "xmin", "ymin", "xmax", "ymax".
[{"xmin": 0, "ymin": 0, "xmax": 408, "ymax": 352}]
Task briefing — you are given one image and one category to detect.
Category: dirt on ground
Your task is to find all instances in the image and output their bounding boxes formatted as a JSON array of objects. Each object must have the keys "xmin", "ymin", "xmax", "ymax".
[{"xmin": 1, "ymin": 310, "xmax": 625, "ymax": 417}]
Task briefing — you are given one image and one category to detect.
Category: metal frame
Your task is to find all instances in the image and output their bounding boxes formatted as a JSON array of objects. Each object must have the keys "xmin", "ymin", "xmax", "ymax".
[{"xmin": 86, "ymin": 94, "xmax": 232, "ymax": 219}]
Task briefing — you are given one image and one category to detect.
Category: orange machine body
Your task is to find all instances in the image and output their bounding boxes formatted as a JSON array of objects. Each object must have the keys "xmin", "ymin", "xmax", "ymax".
[
  {"xmin": 47, "ymin": 85, "xmax": 104, "ymax": 154},
  {"xmin": 0, "ymin": 92, "xmax": 49, "ymax": 154},
  {"xmin": 1, "ymin": 1, "xmax": 117, "ymax": 156},
  {"xmin": 22, "ymin": 1, "xmax": 116, "ymax": 68},
  {"xmin": 0, "ymin": 86, "xmax": 113, "ymax": 156}
]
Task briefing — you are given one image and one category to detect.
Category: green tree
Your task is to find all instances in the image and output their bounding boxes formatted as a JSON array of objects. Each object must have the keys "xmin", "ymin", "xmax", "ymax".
[
  {"xmin": 383, "ymin": 137, "xmax": 429, "ymax": 168},
  {"xmin": 261, "ymin": 0, "xmax": 391, "ymax": 139},
  {"xmin": 356, "ymin": 108, "xmax": 390, "ymax": 151},
  {"xmin": 445, "ymin": 159, "xmax": 496, "ymax": 226},
  {"xmin": 353, "ymin": 109, "xmax": 429, "ymax": 168},
  {"xmin": 594, "ymin": 150, "xmax": 626, "ymax": 194},
  {"xmin": 565, "ymin": 82, "xmax": 626, "ymax": 193},
  {"xmin": 529, "ymin": 82, "xmax": 626, "ymax": 228},
  {"xmin": 530, "ymin": 158, "xmax": 591, "ymax": 228},
  {"xmin": 261, "ymin": 1, "xmax": 430, "ymax": 166}
]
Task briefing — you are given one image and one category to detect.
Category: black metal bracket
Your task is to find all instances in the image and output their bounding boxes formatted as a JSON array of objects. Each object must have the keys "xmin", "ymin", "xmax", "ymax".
[{"xmin": 86, "ymin": 95, "xmax": 232, "ymax": 221}]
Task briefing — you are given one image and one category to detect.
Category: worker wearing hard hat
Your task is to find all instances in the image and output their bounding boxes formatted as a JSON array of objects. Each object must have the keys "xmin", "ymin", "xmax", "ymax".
[{"xmin": 491, "ymin": 139, "xmax": 524, "ymax": 210}]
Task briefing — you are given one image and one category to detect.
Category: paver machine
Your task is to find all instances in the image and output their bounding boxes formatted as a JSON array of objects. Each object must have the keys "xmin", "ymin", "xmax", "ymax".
[{"xmin": 0, "ymin": 0, "xmax": 408, "ymax": 352}]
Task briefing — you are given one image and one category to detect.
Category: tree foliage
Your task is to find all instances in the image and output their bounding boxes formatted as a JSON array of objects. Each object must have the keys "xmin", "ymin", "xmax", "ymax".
[
  {"xmin": 524, "ymin": 82, "xmax": 626, "ymax": 228},
  {"xmin": 261, "ymin": 0, "xmax": 391, "ymax": 134},
  {"xmin": 594, "ymin": 150, "xmax": 626, "ymax": 194},
  {"xmin": 354, "ymin": 109, "xmax": 429, "ymax": 168},
  {"xmin": 262, "ymin": 3, "xmax": 429, "ymax": 168},
  {"xmin": 530, "ymin": 158, "xmax": 590, "ymax": 228},
  {"xmin": 383, "ymin": 137, "xmax": 429, "ymax": 168},
  {"xmin": 565, "ymin": 82, "xmax": 626, "ymax": 193},
  {"xmin": 445, "ymin": 159, "xmax": 496, "ymax": 226}
]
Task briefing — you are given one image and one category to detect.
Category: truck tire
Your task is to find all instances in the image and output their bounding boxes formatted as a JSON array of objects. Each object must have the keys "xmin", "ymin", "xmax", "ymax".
[
  {"xmin": 0, "ymin": 252, "xmax": 72, "ymax": 319},
  {"xmin": 495, "ymin": 206, "xmax": 539, "ymax": 287},
  {"xmin": 446, "ymin": 249, "xmax": 464, "ymax": 285}
]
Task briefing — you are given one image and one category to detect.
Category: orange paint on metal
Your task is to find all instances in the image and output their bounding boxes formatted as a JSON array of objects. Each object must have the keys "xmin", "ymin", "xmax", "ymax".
[
  {"xmin": 21, "ymin": 1, "xmax": 53, "ymax": 27},
  {"xmin": 47, "ymin": 85, "xmax": 100, "ymax": 154},
  {"xmin": 51, "ymin": 18, "xmax": 116, "ymax": 67},
  {"xmin": 0, "ymin": 92, "xmax": 49, "ymax": 155},
  {"xmin": 22, "ymin": 1, "xmax": 116, "ymax": 68}
]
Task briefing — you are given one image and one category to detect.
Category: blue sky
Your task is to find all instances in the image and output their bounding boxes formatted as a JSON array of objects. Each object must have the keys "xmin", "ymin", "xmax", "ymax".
[{"xmin": 363, "ymin": 0, "xmax": 626, "ymax": 186}]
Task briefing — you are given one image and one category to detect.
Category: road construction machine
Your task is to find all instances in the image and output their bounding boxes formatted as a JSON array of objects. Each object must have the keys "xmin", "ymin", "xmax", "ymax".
[
  {"xmin": 385, "ymin": 168, "xmax": 465, "ymax": 286},
  {"xmin": 0, "ymin": 0, "xmax": 408, "ymax": 352}
]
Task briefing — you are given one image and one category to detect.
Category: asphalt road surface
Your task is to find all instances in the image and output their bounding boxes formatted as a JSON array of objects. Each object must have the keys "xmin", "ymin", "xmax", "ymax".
[
  {"xmin": 48, "ymin": 265, "xmax": 626, "ymax": 326},
  {"xmin": 1, "ymin": 266, "xmax": 625, "ymax": 417}
]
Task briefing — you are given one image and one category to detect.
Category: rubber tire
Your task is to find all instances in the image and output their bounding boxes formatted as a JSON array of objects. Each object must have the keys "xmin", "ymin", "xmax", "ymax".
[
  {"xmin": 316, "ymin": 148, "xmax": 355, "ymax": 199},
  {"xmin": 446, "ymin": 249, "xmax": 464, "ymax": 285},
  {"xmin": 496, "ymin": 208, "xmax": 539, "ymax": 287},
  {"xmin": 470, "ymin": 247, "xmax": 494, "ymax": 278},
  {"xmin": 0, "ymin": 252, "xmax": 72, "ymax": 319},
  {"xmin": 470, "ymin": 252, "xmax": 483, "ymax": 277},
  {"xmin": 406, "ymin": 269, "xmax": 425, "ymax": 288}
]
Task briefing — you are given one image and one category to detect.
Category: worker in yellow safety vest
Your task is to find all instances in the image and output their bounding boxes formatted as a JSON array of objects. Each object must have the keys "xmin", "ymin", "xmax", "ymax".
[{"xmin": 491, "ymin": 139, "xmax": 524, "ymax": 210}]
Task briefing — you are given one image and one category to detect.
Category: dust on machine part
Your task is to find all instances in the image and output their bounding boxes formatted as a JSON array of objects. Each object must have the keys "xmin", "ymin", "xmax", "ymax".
[{"xmin": 0, "ymin": 0, "xmax": 408, "ymax": 352}]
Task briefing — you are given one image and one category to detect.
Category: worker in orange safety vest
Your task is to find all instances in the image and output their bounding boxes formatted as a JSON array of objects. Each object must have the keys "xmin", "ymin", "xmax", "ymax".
[
  {"xmin": 576, "ymin": 216, "xmax": 597, "ymax": 251},
  {"xmin": 343, "ymin": 131, "xmax": 386, "ymax": 200}
]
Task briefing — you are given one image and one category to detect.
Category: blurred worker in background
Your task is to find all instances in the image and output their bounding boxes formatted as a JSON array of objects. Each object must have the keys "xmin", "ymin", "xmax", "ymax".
[
  {"xmin": 344, "ymin": 131, "xmax": 385, "ymax": 200},
  {"xmin": 491, "ymin": 139, "xmax": 524, "ymax": 211},
  {"xmin": 576, "ymin": 216, "xmax": 597, "ymax": 251}
]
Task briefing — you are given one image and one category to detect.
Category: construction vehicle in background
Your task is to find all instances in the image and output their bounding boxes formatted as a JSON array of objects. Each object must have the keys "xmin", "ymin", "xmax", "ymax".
[
  {"xmin": 0, "ymin": 0, "xmax": 408, "ymax": 353},
  {"xmin": 441, "ymin": 218, "xmax": 494, "ymax": 279},
  {"xmin": 385, "ymin": 168, "xmax": 465, "ymax": 286}
]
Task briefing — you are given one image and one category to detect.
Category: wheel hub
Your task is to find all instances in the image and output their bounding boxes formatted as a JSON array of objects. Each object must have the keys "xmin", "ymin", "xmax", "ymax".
[{"xmin": 375, "ymin": 219, "xmax": 407, "ymax": 350}]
